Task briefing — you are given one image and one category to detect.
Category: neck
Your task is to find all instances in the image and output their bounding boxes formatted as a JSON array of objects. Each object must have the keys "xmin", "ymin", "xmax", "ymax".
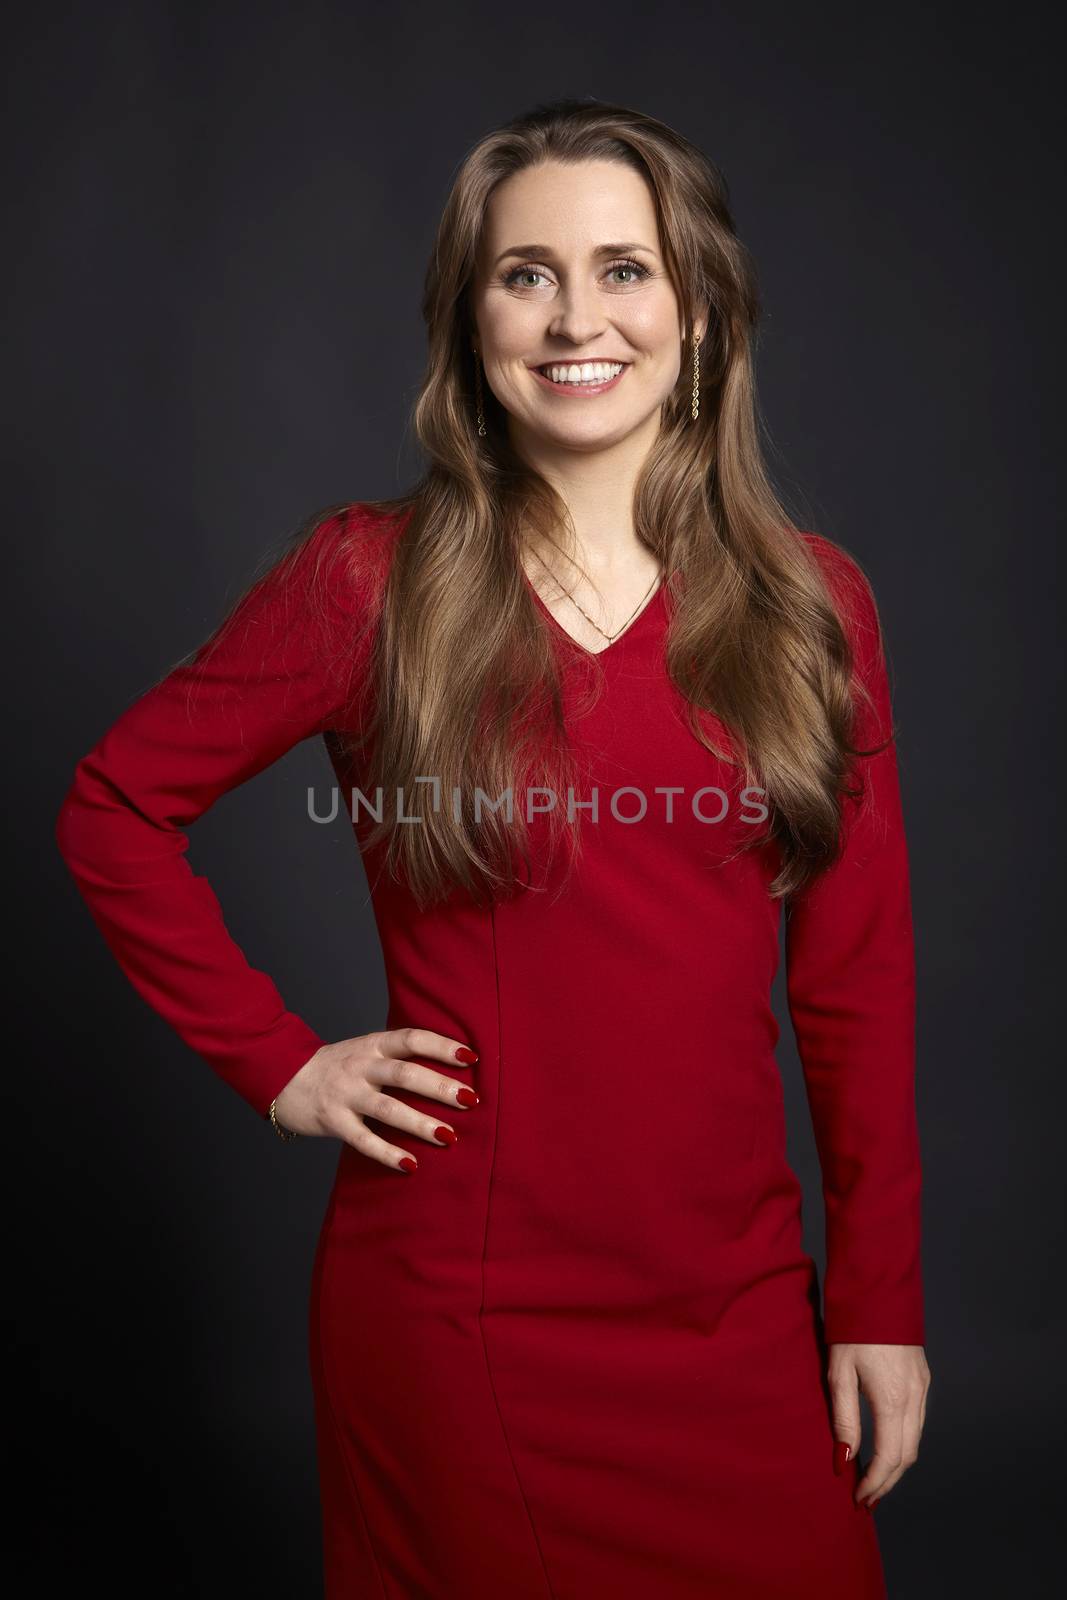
[{"xmin": 511, "ymin": 410, "xmax": 660, "ymax": 575}]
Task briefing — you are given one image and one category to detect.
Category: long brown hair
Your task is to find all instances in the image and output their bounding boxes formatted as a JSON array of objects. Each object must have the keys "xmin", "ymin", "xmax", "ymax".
[{"xmin": 272, "ymin": 98, "xmax": 891, "ymax": 908}]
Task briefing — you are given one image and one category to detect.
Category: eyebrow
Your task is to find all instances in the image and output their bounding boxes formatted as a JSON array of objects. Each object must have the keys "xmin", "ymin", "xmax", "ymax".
[{"xmin": 492, "ymin": 241, "xmax": 658, "ymax": 267}]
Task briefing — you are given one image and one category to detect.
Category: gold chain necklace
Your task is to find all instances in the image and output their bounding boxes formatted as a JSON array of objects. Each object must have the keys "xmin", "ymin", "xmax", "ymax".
[{"xmin": 528, "ymin": 545, "xmax": 663, "ymax": 645}]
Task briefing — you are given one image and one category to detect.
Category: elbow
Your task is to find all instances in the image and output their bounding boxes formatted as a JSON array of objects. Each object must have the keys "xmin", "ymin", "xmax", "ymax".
[
  {"xmin": 55, "ymin": 758, "xmax": 99, "ymax": 874},
  {"xmin": 55, "ymin": 767, "xmax": 84, "ymax": 868},
  {"xmin": 56, "ymin": 751, "xmax": 182, "ymax": 887}
]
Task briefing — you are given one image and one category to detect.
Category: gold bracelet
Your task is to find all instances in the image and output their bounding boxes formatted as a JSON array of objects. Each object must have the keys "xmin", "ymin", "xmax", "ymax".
[{"xmin": 267, "ymin": 1097, "xmax": 298, "ymax": 1142}]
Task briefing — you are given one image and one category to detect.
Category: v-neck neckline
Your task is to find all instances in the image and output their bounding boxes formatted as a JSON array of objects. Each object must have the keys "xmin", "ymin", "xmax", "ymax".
[{"xmin": 522, "ymin": 569, "xmax": 667, "ymax": 659}]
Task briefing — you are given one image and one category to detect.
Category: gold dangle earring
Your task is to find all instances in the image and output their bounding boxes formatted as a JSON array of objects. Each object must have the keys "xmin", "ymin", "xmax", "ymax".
[
  {"xmin": 472, "ymin": 346, "xmax": 487, "ymax": 438},
  {"xmin": 690, "ymin": 330, "xmax": 701, "ymax": 423}
]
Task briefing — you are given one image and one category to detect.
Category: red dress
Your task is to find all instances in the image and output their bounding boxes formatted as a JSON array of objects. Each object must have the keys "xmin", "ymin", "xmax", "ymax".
[{"xmin": 56, "ymin": 502, "xmax": 924, "ymax": 1598}]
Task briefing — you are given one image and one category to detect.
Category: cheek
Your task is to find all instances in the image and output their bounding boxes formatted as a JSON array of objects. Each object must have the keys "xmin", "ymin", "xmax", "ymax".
[
  {"xmin": 480, "ymin": 296, "xmax": 543, "ymax": 353},
  {"xmin": 625, "ymin": 295, "xmax": 682, "ymax": 354}
]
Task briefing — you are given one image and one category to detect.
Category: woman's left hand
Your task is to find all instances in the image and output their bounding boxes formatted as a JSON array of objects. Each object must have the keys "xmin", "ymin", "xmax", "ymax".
[{"xmin": 827, "ymin": 1343, "xmax": 931, "ymax": 1509}]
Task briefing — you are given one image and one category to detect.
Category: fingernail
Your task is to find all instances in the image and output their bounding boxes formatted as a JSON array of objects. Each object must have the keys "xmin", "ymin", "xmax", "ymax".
[
  {"xmin": 832, "ymin": 1441, "xmax": 852, "ymax": 1476},
  {"xmin": 433, "ymin": 1126, "xmax": 458, "ymax": 1145},
  {"xmin": 456, "ymin": 1088, "xmax": 479, "ymax": 1107},
  {"xmin": 455, "ymin": 1046, "xmax": 478, "ymax": 1063},
  {"xmin": 399, "ymin": 1157, "xmax": 417, "ymax": 1173}
]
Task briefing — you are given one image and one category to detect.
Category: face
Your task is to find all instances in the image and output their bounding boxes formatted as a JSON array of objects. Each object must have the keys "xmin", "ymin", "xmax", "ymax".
[{"xmin": 470, "ymin": 159, "xmax": 701, "ymax": 457}]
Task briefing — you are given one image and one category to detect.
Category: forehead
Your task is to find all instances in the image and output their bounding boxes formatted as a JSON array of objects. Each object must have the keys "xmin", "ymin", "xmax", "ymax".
[{"xmin": 478, "ymin": 159, "xmax": 660, "ymax": 255}]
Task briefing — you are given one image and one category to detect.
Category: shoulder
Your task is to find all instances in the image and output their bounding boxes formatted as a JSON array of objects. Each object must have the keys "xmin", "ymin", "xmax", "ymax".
[
  {"xmin": 204, "ymin": 499, "xmax": 411, "ymax": 666},
  {"xmin": 294, "ymin": 497, "xmax": 410, "ymax": 571},
  {"xmin": 793, "ymin": 528, "xmax": 883, "ymax": 666},
  {"xmin": 795, "ymin": 529, "xmax": 876, "ymax": 608},
  {"xmin": 274, "ymin": 498, "xmax": 412, "ymax": 616}
]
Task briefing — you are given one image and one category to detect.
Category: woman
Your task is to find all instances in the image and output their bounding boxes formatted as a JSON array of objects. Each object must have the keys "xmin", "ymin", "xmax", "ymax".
[{"xmin": 56, "ymin": 98, "xmax": 931, "ymax": 1598}]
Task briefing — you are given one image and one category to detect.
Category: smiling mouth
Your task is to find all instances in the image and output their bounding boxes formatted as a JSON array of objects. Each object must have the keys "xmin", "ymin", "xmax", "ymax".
[
  {"xmin": 537, "ymin": 363, "xmax": 630, "ymax": 380},
  {"xmin": 531, "ymin": 360, "xmax": 631, "ymax": 390}
]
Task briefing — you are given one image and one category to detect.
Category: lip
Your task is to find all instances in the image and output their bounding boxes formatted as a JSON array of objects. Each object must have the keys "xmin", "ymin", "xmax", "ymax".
[{"xmin": 529, "ymin": 361, "xmax": 631, "ymax": 397}]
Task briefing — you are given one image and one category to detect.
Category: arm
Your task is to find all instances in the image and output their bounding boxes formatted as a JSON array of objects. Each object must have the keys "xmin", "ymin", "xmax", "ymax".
[
  {"xmin": 55, "ymin": 506, "xmax": 376, "ymax": 1120},
  {"xmin": 785, "ymin": 535, "xmax": 925, "ymax": 1347}
]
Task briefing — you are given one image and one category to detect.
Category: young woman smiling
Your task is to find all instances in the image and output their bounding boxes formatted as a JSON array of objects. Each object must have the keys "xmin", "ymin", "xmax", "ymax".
[{"xmin": 56, "ymin": 97, "xmax": 930, "ymax": 1598}]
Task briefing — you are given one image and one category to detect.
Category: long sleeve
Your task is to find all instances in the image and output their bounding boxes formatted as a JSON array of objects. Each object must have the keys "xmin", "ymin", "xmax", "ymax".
[
  {"xmin": 55, "ymin": 506, "xmax": 375, "ymax": 1120},
  {"xmin": 784, "ymin": 534, "xmax": 925, "ymax": 1346}
]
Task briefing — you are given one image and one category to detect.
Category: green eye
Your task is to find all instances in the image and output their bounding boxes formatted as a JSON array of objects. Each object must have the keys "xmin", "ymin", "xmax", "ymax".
[{"xmin": 502, "ymin": 258, "xmax": 650, "ymax": 289}]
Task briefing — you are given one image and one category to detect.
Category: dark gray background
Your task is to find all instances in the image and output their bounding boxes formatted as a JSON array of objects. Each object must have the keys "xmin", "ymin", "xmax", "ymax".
[{"xmin": 11, "ymin": 1, "xmax": 1061, "ymax": 1593}]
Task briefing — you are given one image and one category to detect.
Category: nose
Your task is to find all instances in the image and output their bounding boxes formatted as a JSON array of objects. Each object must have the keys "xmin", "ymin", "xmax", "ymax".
[{"xmin": 548, "ymin": 280, "xmax": 608, "ymax": 347}]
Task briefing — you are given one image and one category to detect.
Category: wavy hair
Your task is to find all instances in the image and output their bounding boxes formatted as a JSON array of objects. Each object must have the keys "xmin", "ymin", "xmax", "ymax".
[{"xmin": 289, "ymin": 97, "xmax": 891, "ymax": 908}]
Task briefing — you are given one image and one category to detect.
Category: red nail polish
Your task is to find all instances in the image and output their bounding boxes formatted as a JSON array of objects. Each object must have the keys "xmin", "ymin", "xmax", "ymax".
[
  {"xmin": 455, "ymin": 1046, "xmax": 478, "ymax": 1063},
  {"xmin": 456, "ymin": 1087, "xmax": 479, "ymax": 1106},
  {"xmin": 832, "ymin": 1441, "xmax": 852, "ymax": 1476},
  {"xmin": 399, "ymin": 1157, "xmax": 417, "ymax": 1172},
  {"xmin": 433, "ymin": 1126, "xmax": 458, "ymax": 1144}
]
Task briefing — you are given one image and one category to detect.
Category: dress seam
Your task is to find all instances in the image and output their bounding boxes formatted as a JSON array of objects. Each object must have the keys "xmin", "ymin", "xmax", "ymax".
[{"xmin": 477, "ymin": 904, "xmax": 559, "ymax": 1600}]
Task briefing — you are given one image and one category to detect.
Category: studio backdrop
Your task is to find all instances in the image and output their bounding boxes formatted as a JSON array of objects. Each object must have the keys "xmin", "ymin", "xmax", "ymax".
[{"xmin": 10, "ymin": 2, "xmax": 1060, "ymax": 1595}]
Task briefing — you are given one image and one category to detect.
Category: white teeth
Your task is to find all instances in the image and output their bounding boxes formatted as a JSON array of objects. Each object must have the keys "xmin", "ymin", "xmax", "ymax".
[{"xmin": 540, "ymin": 361, "xmax": 625, "ymax": 385}]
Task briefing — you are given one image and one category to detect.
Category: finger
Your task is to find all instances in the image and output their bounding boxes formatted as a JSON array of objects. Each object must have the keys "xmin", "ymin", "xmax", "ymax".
[
  {"xmin": 371, "ymin": 1052, "xmax": 480, "ymax": 1113},
  {"xmin": 918, "ymin": 1370, "xmax": 931, "ymax": 1436},
  {"xmin": 827, "ymin": 1361, "xmax": 863, "ymax": 1474},
  {"xmin": 376, "ymin": 1026, "xmax": 479, "ymax": 1069},
  {"xmin": 336, "ymin": 1107, "xmax": 423, "ymax": 1173},
  {"xmin": 354, "ymin": 1081, "xmax": 462, "ymax": 1148},
  {"xmin": 892, "ymin": 1389, "xmax": 924, "ymax": 1489},
  {"xmin": 869, "ymin": 1378, "xmax": 926, "ymax": 1506},
  {"xmin": 856, "ymin": 1400, "xmax": 904, "ymax": 1505}
]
